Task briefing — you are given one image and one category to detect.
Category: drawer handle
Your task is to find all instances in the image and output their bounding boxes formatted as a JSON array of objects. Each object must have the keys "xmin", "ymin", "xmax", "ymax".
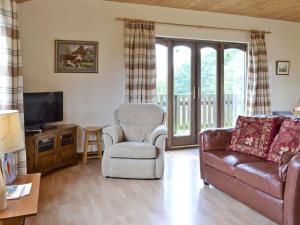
[{"xmin": 41, "ymin": 139, "xmax": 52, "ymax": 143}]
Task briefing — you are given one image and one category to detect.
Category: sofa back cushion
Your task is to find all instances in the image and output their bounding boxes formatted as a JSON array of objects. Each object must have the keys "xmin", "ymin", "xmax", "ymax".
[
  {"xmin": 267, "ymin": 118, "xmax": 300, "ymax": 163},
  {"xmin": 229, "ymin": 116, "xmax": 280, "ymax": 159},
  {"xmin": 118, "ymin": 103, "xmax": 165, "ymax": 142}
]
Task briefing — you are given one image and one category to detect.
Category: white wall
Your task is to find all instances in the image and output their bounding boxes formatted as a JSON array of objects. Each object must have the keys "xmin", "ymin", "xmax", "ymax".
[{"xmin": 18, "ymin": 0, "xmax": 300, "ymax": 149}]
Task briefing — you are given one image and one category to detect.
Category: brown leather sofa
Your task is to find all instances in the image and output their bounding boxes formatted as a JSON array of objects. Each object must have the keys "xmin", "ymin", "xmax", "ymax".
[{"xmin": 199, "ymin": 128, "xmax": 300, "ymax": 225}]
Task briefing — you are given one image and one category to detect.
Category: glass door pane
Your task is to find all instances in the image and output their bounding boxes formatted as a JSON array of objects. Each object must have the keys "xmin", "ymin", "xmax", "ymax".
[
  {"xmin": 224, "ymin": 48, "xmax": 246, "ymax": 127},
  {"xmin": 200, "ymin": 47, "xmax": 217, "ymax": 131},
  {"xmin": 173, "ymin": 46, "xmax": 192, "ymax": 136},
  {"xmin": 155, "ymin": 44, "xmax": 168, "ymax": 111}
]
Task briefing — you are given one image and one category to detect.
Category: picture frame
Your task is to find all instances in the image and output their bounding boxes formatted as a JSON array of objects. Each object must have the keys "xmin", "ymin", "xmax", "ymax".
[
  {"xmin": 55, "ymin": 40, "xmax": 98, "ymax": 73},
  {"xmin": 276, "ymin": 60, "xmax": 290, "ymax": 75}
]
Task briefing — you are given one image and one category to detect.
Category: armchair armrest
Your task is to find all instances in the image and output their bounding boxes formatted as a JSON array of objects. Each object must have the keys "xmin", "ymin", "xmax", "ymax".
[
  {"xmin": 284, "ymin": 154, "xmax": 300, "ymax": 225},
  {"xmin": 102, "ymin": 125, "xmax": 124, "ymax": 145},
  {"xmin": 198, "ymin": 128, "xmax": 233, "ymax": 152},
  {"xmin": 149, "ymin": 125, "xmax": 167, "ymax": 145}
]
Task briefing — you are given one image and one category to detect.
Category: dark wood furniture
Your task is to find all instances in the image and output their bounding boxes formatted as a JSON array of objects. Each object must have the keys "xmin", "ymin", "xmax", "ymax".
[
  {"xmin": 25, "ymin": 124, "xmax": 78, "ymax": 175},
  {"xmin": 0, "ymin": 173, "xmax": 41, "ymax": 225}
]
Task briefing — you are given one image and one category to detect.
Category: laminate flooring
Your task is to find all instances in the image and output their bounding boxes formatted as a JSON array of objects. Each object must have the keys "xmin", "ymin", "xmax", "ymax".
[{"xmin": 26, "ymin": 149, "xmax": 276, "ymax": 225}]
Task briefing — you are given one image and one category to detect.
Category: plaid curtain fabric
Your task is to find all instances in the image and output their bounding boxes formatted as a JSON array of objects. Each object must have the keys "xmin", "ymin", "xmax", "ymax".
[
  {"xmin": 246, "ymin": 32, "xmax": 271, "ymax": 115},
  {"xmin": 0, "ymin": 0, "xmax": 27, "ymax": 175},
  {"xmin": 124, "ymin": 19, "xmax": 156, "ymax": 103}
]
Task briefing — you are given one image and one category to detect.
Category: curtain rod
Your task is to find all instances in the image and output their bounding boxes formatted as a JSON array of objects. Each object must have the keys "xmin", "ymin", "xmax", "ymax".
[{"xmin": 115, "ymin": 17, "xmax": 271, "ymax": 34}]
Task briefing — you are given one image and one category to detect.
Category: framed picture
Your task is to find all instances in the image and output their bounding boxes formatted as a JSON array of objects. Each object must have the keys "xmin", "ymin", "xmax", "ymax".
[
  {"xmin": 276, "ymin": 61, "xmax": 290, "ymax": 75},
  {"xmin": 55, "ymin": 40, "xmax": 98, "ymax": 73}
]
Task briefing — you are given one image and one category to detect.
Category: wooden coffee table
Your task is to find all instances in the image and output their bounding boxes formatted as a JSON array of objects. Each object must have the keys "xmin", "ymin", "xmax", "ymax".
[{"xmin": 0, "ymin": 173, "xmax": 41, "ymax": 225}]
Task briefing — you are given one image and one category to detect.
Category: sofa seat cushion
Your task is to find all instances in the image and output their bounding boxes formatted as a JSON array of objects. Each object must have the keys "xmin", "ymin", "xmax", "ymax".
[
  {"xmin": 203, "ymin": 150, "xmax": 263, "ymax": 176},
  {"xmin": 267, "ymin": 118, "xmax": 300, "ymax": 163},
  {"xmin": 110, "ymin": 142, "xmax": 157, "ymax": 159},
  {"xmin": 229, "ymin": 116, "xmax": 280, "ymax": 159},
  {"xmin": 236, "ymin": 162, "xmax": 283, "ymax": 199}
]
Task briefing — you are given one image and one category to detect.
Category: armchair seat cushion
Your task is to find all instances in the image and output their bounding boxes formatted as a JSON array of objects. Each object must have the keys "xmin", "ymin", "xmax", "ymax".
[{"xmin": 110, "ymin": 142, "xmax": 157, "ymax": 159}]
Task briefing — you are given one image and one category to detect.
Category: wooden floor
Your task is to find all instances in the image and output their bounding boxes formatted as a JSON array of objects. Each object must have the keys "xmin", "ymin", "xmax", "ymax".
[{"xmin": 26, "ymin": 149, "xmax": 276, "ymax": 225}]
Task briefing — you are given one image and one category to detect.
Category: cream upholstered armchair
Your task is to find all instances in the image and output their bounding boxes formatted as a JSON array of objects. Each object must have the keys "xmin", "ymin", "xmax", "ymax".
[{"xmin": 102, "ymin": 103, "xmax": 167, "ymax": 179}]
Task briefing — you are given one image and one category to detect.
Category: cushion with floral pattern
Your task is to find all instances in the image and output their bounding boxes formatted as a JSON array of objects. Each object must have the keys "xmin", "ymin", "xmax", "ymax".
[
  {"xmin": 267, "ymin": 118, "xmax": 300, "ymax": 163},
  {"xmin": 229, "ymin": 116, "xmax": 280, "ymax": 159}
]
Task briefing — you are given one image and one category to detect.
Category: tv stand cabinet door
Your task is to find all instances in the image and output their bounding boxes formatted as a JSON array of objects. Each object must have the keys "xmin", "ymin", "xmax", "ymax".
[
  {"xmin": 34, "ymin": 132, "xmax": 58, "ymax": 172},
  {"xmin": 58, "ymin": 127, "xmax": 77, "ymax": 163}
]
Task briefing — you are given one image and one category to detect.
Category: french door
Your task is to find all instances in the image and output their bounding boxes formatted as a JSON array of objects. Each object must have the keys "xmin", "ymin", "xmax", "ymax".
[{"xmin": 156, "ymin": 38, "xmax": 247, "ymax": 148}]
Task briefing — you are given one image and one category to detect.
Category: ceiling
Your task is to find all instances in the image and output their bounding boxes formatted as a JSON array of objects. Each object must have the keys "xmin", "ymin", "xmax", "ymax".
[
  {"xmin": 106, "ymin": 0, "xmax": 300, "ymax": 23},
  {"xmin": 16, "ymin": 0, "xmax": 300, "ymax": 23}
]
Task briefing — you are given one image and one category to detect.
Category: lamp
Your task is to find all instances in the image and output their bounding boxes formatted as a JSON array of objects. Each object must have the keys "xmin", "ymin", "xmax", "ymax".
[
  {"xmin": 294, "ymin": 100, "xmax": 300, "ymax": 116},
  {"xmin": 0, "ymin": 110, "xmax": 24, "ymax": 210}
]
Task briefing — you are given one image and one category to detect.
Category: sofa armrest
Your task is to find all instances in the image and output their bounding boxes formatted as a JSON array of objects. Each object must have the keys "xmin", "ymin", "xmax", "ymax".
[
  {"xmin": 198, "ymin": 128, "xmax": 233, "ymax": 152},
  {"xmin": 149, "ymin": 125, "xmax": 167, "ymax": 145},
  {"xmin": 198, "ymin": 128, "xmax": 233, "ymax": 181},
  {"xmin": 284, "ymin": 154, "xmax": 300, "ymax": 225},
  {"xmin": 102, "ymin": 125, "xmax": 124, "ymax": 145}
]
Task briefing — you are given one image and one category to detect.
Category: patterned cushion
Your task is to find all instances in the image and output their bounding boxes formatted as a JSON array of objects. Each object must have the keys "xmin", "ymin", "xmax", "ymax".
[
  {"xmin": 229, "ymin": 116, "xmax": 279, "ymax": 159},
  {"xmin": 267, "ymin": 119, "xmax": 300, "ymax": 163}
]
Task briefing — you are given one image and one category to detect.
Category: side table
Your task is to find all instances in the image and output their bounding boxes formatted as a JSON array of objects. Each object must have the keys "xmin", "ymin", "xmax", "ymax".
[{"xmin": 0, "ymin": 173, "xmax": 41, "ymax": 225}]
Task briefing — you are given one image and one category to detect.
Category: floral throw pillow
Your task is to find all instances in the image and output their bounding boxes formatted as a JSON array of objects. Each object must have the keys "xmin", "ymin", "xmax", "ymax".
[
  {"xmin": 267, "ymin": 119, "xmax": 300, "ymax": 163},
  {"xmin": 229, "ymin": 116, "xmax": 279, "ymax": 159}
]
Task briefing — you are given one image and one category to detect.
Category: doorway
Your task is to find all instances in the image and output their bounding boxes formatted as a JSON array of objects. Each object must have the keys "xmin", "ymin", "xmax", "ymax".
[{"xmin": 156, "ymin": 38, "xmax": 247, "ymax": 148}]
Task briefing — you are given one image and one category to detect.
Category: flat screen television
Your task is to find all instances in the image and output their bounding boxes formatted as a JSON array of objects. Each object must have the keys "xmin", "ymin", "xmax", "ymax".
[{"xmin": 24, "ymin": 92, "xmax": 63, "ymax": 130}]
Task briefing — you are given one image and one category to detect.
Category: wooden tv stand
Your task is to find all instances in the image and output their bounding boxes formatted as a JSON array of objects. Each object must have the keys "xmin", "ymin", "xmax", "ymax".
[{"xmin": 25, "ymin": 124, "xmax": 78, "ymax": 175}]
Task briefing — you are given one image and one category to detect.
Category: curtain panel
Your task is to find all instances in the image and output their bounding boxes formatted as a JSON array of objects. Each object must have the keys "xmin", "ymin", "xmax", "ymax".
[
  {"xmin": 246, "ymin": 32, "xmax": 271, "ymax": 115},
  {"xmin": 0, "ymin": 0, "xmax": 27, "ymax": 175},
  {"xmin": 124, "ymin": 19, "xmax": 156, "ymax": 103}
]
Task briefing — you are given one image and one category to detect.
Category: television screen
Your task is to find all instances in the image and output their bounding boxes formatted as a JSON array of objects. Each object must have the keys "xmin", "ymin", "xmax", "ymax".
[{"xmin": 24, "ymin": 92, "xmax": 63, "ymax": 127}]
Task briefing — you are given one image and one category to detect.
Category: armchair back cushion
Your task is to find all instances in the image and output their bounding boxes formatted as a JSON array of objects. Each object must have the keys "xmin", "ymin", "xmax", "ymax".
[{"xmin": 118, "ymin": 103, "xmax": 165, "ymax": 142}]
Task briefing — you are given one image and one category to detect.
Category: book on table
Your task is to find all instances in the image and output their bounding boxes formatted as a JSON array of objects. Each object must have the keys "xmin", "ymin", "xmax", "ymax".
[{"xmin": 6, "ymin": 183, "xmax": 32, "ymax": 200}]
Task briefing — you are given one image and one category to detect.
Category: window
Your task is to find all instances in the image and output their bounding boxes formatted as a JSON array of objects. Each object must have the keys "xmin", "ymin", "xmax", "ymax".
[
  {"xmin": 155, "ymin": 37, "xmax": 247, "ymax": 147},
  {"xmin": 155, "ymin": 43, "xmax": 168, "ymax": 111}
]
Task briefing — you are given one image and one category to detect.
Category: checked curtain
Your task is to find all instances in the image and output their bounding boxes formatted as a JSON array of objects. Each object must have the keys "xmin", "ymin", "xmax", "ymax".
[
  {"xmin": 124, "ymin": 19, "xmax": 156, "ymax": 103},
  {"xmin": 0, "ymin": 0, "xmax": 27, "ymax": 175},
  {"xmin": 246, "ymin": 31, "xmax": 271, "ymax": 115}
]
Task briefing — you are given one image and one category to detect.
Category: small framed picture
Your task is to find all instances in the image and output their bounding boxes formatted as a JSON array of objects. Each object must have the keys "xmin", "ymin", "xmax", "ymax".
[
  {"xmin": 276, "ymin": 61, "xmax": 290, "ymax": 75},
  {"xmin": 55, "ymin": 40, "xmax": 98, "ymax": 73}
]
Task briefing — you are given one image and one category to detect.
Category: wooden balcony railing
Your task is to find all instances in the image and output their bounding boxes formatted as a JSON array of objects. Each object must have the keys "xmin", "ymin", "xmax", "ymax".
[{"xmin": 157, "ymin": 94, "xmax": 244, "ymax": 133}]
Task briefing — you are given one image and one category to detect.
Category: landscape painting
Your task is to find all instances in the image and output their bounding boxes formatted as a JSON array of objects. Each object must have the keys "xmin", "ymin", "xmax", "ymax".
[{"xmin": 55, "ymin": 40, "xmax": 98, "ymax": 73}]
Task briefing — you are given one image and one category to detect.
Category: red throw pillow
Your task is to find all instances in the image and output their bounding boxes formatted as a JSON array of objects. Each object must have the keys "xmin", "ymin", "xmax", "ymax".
[
  {"xmin": 267, "ymin": 119, "xmax": 300, "ymax": 163},
  {"xmin": 229, "ymin": 116, "xmax": 280, "ymax": 159}
]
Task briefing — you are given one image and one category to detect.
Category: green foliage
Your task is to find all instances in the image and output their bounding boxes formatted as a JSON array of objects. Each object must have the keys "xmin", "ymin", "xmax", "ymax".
[
  {"xmin": 174, "ymin": 63, "xmax": 191, "ymax": 95},
  {"xmin": 156, "ymin": 48, "xmax": 245, "ymax": 96}
]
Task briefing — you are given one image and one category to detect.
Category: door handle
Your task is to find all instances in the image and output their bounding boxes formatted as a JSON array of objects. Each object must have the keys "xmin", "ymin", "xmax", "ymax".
[{"xmin": 192, "ymin": 86, "xmax": 196, "ymax": 99}]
